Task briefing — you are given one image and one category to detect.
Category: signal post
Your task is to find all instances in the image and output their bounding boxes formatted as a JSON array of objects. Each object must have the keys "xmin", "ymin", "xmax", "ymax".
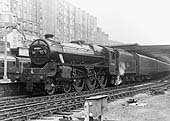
[{"xmin": 0, "ymin": 12, "xmax": 17, "ymax": 83}]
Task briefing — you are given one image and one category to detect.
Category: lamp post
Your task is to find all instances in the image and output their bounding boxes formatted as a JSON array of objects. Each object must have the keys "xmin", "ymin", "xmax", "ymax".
[
  {"xmin": 3, "ymin": 25, "xmax": 15, "ymax": 82},
  {"xmin": 3, "ymin": 26, "xmax": 8, "ymax": 81}
]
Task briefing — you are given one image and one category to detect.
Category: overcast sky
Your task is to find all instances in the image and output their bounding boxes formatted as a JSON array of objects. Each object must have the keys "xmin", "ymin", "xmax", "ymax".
[{"xmin": 69, "ymin": 0, "xmax": 170, "ymax": 45}]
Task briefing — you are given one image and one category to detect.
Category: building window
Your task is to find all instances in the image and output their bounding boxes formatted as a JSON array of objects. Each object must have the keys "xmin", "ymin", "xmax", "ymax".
[
  {"xmin": 34, "ymin": 25, "xmax": 38, "ymax": 31},
  {"xmin": 29, "ymin": 23, "xmax": 33, "ymax": 28},
  {"xmin": 40, "ymin": 18, "xmax": 43, "ymax": 23},
  {"xmin": 24, "ymin": 11, "xmax": 27, "ymax": 19},
  {"xmin": 40, "ymin": 29, "xmax": 43, "ymax": 34}
]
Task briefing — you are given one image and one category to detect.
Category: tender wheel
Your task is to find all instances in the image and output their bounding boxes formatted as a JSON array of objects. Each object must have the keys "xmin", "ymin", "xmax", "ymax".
[
  {"xmin": 63, "ymin": 82, "xmax": 72, "ymax": 93},
  {"xmin": 86, "ymin": 76, "xmax": 97, "ymax": 91},
  {"xmin": 45, "ymin": 78, "xmax": 55, "ymax": 95},
  {"xmin": 72, "ymin": 78, "xmax": 85, "ymax": 92},
  {"xmin": 136, "ymin": 77, "xmax": 142, "ymax": 82},
  {"xmin": 97, "ymin": 74, "xmax": 107, "ymax": 89},
  {"xmin": 130, "ymin": 76, "xmax": 135, "ymax": 82}
]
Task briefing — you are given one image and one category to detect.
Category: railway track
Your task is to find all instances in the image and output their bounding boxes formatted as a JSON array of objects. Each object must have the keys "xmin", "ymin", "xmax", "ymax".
[
  {"xmin": 0, "ymin": 76, "xmax": 170, "ymax": 121},
  {"xmin": 0, "ymin": 80, "xmax": 149, "ymax": 110}
]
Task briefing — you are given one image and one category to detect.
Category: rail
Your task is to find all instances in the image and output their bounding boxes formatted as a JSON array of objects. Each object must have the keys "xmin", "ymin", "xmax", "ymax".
[{"xmin": 0, "ymin": 75, "xmax": 169, "ymax": 121}]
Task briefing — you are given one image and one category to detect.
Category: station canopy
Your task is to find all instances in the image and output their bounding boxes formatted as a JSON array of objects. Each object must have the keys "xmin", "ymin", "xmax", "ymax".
[
  {"xmin": 0, "ymin": 53, "xmax": 16, "ymax": 61},
  {"xmin": 108, "ymin": 44, "xmax": 170, "ymax": 64}
]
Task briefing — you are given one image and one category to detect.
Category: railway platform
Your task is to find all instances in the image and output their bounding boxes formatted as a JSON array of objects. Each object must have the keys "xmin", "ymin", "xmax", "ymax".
[
  {"xmin": 0, "ymin": 81, "xmax": 26, "ymax": 97},
  {"xmin": 0, "ymin": 79, "xmax": 11, "ymax": 83}
]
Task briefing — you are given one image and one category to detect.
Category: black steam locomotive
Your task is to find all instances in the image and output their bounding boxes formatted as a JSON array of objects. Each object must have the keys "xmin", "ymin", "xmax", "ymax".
[{"xmin": 25, "ymin": 36, "xmax": 170, "ymax": 95}]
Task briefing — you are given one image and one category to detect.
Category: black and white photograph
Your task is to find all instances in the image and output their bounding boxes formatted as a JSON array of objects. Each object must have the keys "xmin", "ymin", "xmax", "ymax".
[{"xmin": 0, "ymin": 0, "xmax": 170, "ymax": 121}]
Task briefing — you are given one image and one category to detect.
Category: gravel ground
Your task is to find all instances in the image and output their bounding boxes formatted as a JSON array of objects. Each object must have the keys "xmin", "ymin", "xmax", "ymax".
[
  {"xmin": 71, "ymin": 90, "xmax": 170, "ymax": 121},
  {"xmin": 33, "ymin": 90, "xmax": 170, "ymax": 121}
]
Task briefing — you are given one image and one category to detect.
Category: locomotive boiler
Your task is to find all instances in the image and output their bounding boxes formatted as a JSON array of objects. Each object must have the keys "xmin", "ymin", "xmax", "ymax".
[
  {"xmin": 29, "ymin": 39, "xmax": 106, "ymax": 67},
  {"xmin": 25, "ymin": 36, "xmax": 170, "ymax": 95}
]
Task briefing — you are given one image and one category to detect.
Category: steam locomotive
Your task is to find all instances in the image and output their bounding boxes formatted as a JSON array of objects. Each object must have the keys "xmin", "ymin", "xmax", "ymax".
[{"xmin": 25, "ymin": 36, "xmax": 170, "ymax": 95}]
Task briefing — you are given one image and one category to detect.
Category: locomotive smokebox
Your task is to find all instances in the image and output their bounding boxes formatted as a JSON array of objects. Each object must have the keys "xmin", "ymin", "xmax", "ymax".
[{"xmin": 29, "ymin": 39, "xmax": 51, "ymax": 66}]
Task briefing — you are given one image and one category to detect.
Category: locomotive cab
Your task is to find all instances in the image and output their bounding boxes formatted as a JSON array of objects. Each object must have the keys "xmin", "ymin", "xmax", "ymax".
[
  {"xmin": 108, "ymin": 49, "xmax": 117, "ymax": 75},
  {"xmin": 108, "ymin": 48, "xmax": 137, "ymax": 85}
]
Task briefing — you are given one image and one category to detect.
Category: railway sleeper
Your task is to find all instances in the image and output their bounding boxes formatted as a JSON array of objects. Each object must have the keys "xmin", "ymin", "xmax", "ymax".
[
  {"xmin": 1, "ymin": 78, "xmax": 169, "ymax": 120},
  {"xmin": 39, "ymin": 106, "xmax": 62, "ymax": 115},
  {"xmin": 67, "ymin": 106, "xmax": 75, "ymax": 111},
  {"xmin": 0, "ymin": 113, "xmax": 9, "ymax": 120},
  {"xmin": 4, "ymin": 115, "xmax": 28, "ymax": 121},
  {"xmin": 27, "ymin": 112, "xmax": 41, "ymax": 120},
  {"xmin": 0, "ymin": 102, "xmax": 35, "ymax": 113},
  {"xmin": 60, "ymin": 106, "xmax": 69, "ymax": 112},
  {"xmin": 108, "ymin": 96, "xmax": 116, "ymax": 101},
  {"xmin": 50, "ymin": 107, "xmax": 61, "ymax": 114},
  {"xmin": 40, "ymin": 110, "xmax": 53, "ymax": 117},
  {"xmin": 0, "ymin": 102, "xmax": 8, "ymax": 107},
  {"xmin": 9, "ymin": 111, "xmax": 23, "ymax": 118},
  {"xmin": 35, "ymin": 106, "xmax": 47, "ymax": 112}
]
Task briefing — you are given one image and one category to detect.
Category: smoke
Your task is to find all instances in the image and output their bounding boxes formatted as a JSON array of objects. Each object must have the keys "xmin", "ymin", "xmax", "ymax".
[
  {"xmin": 115, "ymin": 75, "xmax": 122, "ymax": 85},
  {"xmin": 115, "ymin": 62, "xmax": 126, "ymax": 85},
  {"xmin": 119, "ymin": 62, "xmax": 126, "ymax": 75}
]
